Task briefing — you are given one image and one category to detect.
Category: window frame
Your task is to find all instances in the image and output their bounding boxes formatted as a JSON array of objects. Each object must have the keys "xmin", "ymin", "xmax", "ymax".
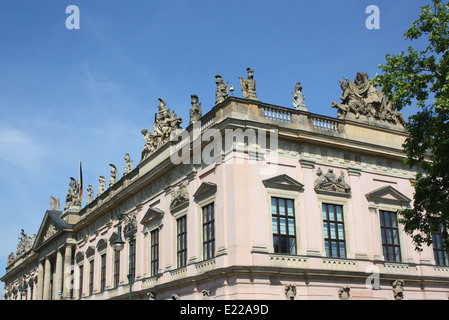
[
  {"xmin": 202, "ymin": 202, "xmax": 215, "ymax": 261},
  {"xmin": 379, "ymin": 210, "xmax": 402, "ymax": 263},
  {"xmin": 88, "ymin": 259, "xmax": 94, "ymax": 296},
  {"xmin": 150, "ymin": 228, "xmax": 159, "ymax": 277},
  {"xmin": 176, "ymin": 215, "xmax": 188, "ymax": 268},
  {"xmin": 271, "ymin": 197, "xmax": 297, "ymax": 255},
  {"xmin": 78, "ymin": 264, "xmax": 84, "ymax": 299},
  {"xmin": 432, "ymin": 226, "xmax": 449, "ymax": 266},
  {"xmin": 322, "ymin": 203, "xmax": 346, "ymax": 258},
  {"xmin": 113, "ymin": 250, "xmax": 120, "ymax": 288},
  {"xmin": 100, "ymin": 253, "xmax": 106, "ymax": 293}
]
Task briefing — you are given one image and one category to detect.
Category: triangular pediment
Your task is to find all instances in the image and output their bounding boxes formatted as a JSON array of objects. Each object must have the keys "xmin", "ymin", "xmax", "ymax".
[
  {"xmin": 140, "ymin": 207, "xmax": 165, "ymax": 225},
  {"xmin": 263, "ymin": 174, "xmax": 304, "ymax": 191},
  {"xmin": 365, "ymin": 185, "xmax": 411, "ymax": 205},
  {"xmin": 193, "ymin": 182, "xmax": 217, "ymax": 201},
  {"xmin": 33, "ymin": 210, "xmax": 70, "ymax": 250}
]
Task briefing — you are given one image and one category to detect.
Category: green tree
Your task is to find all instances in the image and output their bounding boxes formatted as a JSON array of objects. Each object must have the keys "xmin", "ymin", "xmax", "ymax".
[{"xmin": 374, "ymin": 0, "xmax": 449, "ymax": 251}]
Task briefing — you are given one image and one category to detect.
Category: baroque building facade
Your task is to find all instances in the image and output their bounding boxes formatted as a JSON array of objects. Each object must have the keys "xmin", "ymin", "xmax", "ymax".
[{"xmin": 3, "ymin": 70, "xmax": 449, "ymax": 300}]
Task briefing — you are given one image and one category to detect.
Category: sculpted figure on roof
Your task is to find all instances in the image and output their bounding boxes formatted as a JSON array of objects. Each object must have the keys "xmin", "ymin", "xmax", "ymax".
[
  {"xmin": 215, "ymin": 74, "xmax": 229, "ymax": 105},
  {"xmin": 239, "ymin": 67, "xmax": 258, "ymax": 101},
  {"xmin": 331, "ymin": 72, "xmax": 406, "ymax": 128},
  {"xmin": 64, "ymin": 177, "xmax": 81, "ymax": 210},
  {"xmin": 141, "ymin": 98, "xmax": 183, "ymax": 161},
  {"xmin": 189, "ymin": 94, "xmax": 202, "ymax": 124}
]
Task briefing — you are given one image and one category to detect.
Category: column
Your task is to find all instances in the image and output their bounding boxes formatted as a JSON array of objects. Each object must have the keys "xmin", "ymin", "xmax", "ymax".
[
  {"xmin": 54, "ymin": 249, "xmax": 63, "ymax": 300},
  {"xmin": 43, "ymin": 258, "xmax": 51, "ymax": 300},
  {"xmin": 37, "ymin": 260, "xmax": 44, "ymax": 300},
  {"xmin": 63, "ymin": 245, "xmax": 73, "ymax": 299}
]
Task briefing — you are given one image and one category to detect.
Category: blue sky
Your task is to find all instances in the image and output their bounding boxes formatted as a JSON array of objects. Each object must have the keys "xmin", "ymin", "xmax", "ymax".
[{"xmin": 0, "ymin": 0, "xmax": 434, "ymax": 294}]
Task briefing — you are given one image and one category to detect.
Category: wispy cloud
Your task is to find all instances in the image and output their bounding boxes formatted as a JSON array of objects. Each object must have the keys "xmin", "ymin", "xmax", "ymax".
[{"xmin": 0, "ymin": 125, "xmax": 47, "ymax": 173}]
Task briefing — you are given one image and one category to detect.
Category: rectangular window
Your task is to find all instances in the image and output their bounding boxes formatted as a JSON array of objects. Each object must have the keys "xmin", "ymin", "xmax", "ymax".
[
  {"xmin": 113, "ymin": 250, "xmax": 120, "ymax": 288},
  {"xmin": 322, "ymin": 203, "xmax": 346, "ymax": 258},
  {"xmin": 271, "ymin": 197, "xmax": 296, "ymax": 254},
  {"xmin": 150, "ymin": 229, "xmax": 159, "ymax": 276},
  {"xmin": 203, "ymin": 203, "xmax": 215, "ymax": 260},
  {"xmin": 78, "ymin": 264, "xmax": 83, "ymax": 299},
  {"xmin": 100, "ymin": 254, "xmax": 106, "ymax": 293},
  {"xmin": 432, "ymin": 225, "xmax": 449, "ymax": 266},
  {"xmin": 177, "ymin": 216, "xmax": 187, "ymax": 268},
  {"xmin": 379, "ymin": 210, "xmax": 402, "ymax": 262},
  {"xmin": 88, "ymin": 260, "xmax": 94, "ymax": 296}
]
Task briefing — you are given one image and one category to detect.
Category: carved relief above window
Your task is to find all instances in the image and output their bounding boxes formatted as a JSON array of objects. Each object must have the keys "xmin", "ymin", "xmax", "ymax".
[
  {"xmin": 170, "ymin": 181, "xmax": 189, "ymax": 212},
  {"xmin": 314, "ymin": 167, "xmax": 351, "ymax": 196}
]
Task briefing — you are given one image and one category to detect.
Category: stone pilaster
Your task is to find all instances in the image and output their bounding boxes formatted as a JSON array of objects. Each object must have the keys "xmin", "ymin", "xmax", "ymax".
[
  {"xmin": 43, "ymin": 258, "xmax": 51, "ymax": 300},
  {"xmin": 54, "ymin": 250, "xmax": 63, "ymax": 300},
  {"xmin": 37, "ymin": 260, "xmax": 44, "ymax": 300},
  {"xmin": 63, "ymin": 245, "xmax": 73, "ymax": 299}
]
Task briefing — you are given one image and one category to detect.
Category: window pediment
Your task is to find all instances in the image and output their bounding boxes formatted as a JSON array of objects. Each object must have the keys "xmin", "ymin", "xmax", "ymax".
[
  {"xmin": 365, "ymin": 185, "xmax": 411, "ymax": 207},
  {"xmin": 262, "ymin": 174, "xmax": 304, "ymax": 191},
  {"xmin": 85, "ymin": 245, "xmax": 96, "ymax": 258},
  {"xmin": 141, "ymin": 207, "xmax": 165, "ymax": 225},
  {"xmin": 96, "ymin": 238, "xmax": 107, "ymax": 252},
  {"xmin": 193, "ymin": 182, "xmax": 217, "ymax": 201},
  {"xmin": 75, "ymin": 251, "xmax": 84, "ymax": 263}
]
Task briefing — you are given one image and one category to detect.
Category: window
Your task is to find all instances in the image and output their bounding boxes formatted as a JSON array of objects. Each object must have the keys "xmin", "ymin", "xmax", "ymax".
[
  {"xmin": 113, "ymin": 250, "xmax": 120, "ymax": 288},
  {"xmin": 88, "ymin": 260, "xmax": 94, "ymax": 296},
  {"xmin": 78, "ymin": 264, "xmax": 83, "ymax": 299},
  {"xmin": 271, "ymin": 197, "xmax": 296, "ymax": 254},
  {"xmin": 322, "ymin": 203, "xmax": 346, "ymax": 258},
  {"xmin": 100, "ymin": 254, "xmax": 106, "ymax": 293},
  {"xmin": 203, "ymin": 203, "xmax": 215, "ymax": 260},
  {"xmin": 150, "ymin": 229, "xmax": 159, "ymax": 276},
  {"xmin": 379, "ymin": 210, "xmax": 402, "ymax": 262},
  {"xmin": 432, "ymin": 226, "xmax": 449, "ymax": 266},
  {"xmin": 177, "ymin": 216, "xmax": 187, "ymax": 268}
]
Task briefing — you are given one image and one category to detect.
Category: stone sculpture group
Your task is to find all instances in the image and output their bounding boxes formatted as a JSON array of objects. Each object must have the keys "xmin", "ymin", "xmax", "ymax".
[{"xmin": 331, "ymin": 71, "xmax": 406, "ymax": 127}]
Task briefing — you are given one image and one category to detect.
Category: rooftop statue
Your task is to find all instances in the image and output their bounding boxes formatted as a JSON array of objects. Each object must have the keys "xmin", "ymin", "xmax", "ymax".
[
  {"xmin": 64, "ymin": 177, "xmax": 81, "ymax": 210},
  {"xmin": 50, "ymin": 196, "xmax": 60, "ymax": 211},
  {"xmin": 109, "ymin": 164, "xmax": 118, "ymax": 187},
  {"xmin": 123, "ymin": 153, "xmax": 133, "ymax": 176},
  {"xmin": 189, "ymin": 94, "xmax": 202, "ymax": 124},
  {"xmin": 215, "ymin": 74, "xmax": 229, "ymax": 105},
  {"xmin": 331, "ymin": 72, "xmax": 406, "ymax": 128},
  {"xmin": 141, "ymin": 129, "xmax": 158, "ymax": 160},
  {"xmin": 153, "ymin": 98, "xmax": 183, "ymax": 140},
  {"xmin": 16, "ymin": 229, "xmax": 35, "ymax": 258},
  {"xmin": 292, "ymin": 81, "xmax": 307, "ymax": 111},
  {"xmin": 86, "ymin": 185, "xmax": 94, "ymax": 205},
  {"xmin": 98, "ymin": 175, "xmax": 106, "ymax": 196},
  {"xmin": 7, "ymin": 252, "xmax": 14, "ymax": 267},
  {"xmin": 141, "ymin": 98, "xmax": 183, "ymax": 161},
  {"xmin": 239, "ymin": 67, "xmax": 258, "ymax": 100}
]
